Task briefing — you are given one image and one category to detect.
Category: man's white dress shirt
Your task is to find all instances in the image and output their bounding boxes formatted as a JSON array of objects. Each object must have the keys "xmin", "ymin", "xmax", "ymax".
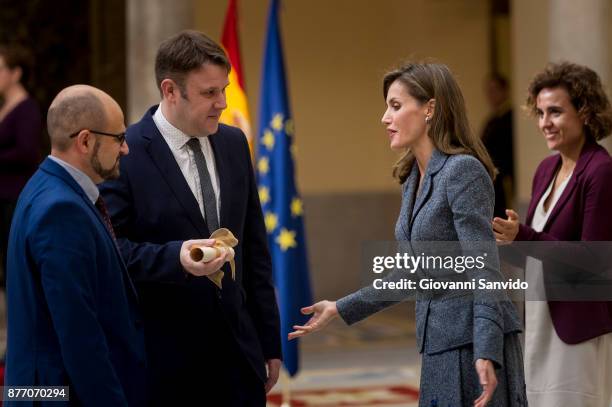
[{"xmin": 153, "ymin": 105, "xmax": 221, "ymax": 224}]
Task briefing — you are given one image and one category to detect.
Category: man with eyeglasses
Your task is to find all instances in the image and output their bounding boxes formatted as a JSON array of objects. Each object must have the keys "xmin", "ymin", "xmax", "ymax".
[
  {"xmin": 68, "ymin": 128, "xmax": 127, "ymax": 179},
  {"xmin": 5, "ymin": 84, "xmax": 146, "ymax": 406}
]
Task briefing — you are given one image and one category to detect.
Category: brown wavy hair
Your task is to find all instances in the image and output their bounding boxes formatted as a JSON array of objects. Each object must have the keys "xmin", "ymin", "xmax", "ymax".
[
  {"xmin": 383, "ymin": 62, "xmax": 496, "ymax": 184},
  {"xmin": 526, "ymin": 62, "xmax": 612, "ymax": 141}
]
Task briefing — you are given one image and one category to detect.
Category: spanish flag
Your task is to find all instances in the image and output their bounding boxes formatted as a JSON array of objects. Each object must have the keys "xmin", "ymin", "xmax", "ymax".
[{"xmin": 220, "ymin": 0, "xmax": 253, "ymax": 148}]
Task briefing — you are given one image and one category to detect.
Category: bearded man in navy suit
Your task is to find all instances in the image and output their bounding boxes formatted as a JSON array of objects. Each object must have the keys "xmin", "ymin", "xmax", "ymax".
[
  {"xmin": 100, "ymin": 30, "xmax": 281, "ymax": 406},
  {"xmin": 6, "ymin": 85, "xmax": 146, "ymax": 406}
]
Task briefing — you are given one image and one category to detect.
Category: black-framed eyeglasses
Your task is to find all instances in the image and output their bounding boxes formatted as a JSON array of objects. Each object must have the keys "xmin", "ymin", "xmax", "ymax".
[{"xmin": 69, "ymin": 129, "xmax": 126, "ymax": 145}]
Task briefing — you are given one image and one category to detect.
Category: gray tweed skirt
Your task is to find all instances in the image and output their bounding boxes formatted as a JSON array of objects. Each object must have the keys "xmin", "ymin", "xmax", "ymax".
[{"xmin": 418, "ymin": 333, "xmax": 527, "ymax": 406}]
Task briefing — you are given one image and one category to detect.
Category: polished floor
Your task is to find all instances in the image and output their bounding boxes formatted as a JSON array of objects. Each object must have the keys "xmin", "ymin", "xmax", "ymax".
[
  {"xmin": 268, "ymin": 303, "xmax": 421, "ymax": 406},
  {"xmin": 0, "ymin": 291, "xmax": 422, "ymax": 406}
]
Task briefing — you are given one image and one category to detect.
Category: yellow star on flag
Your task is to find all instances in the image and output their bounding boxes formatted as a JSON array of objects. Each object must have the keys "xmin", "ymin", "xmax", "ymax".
[
  {"xmin": 257, "ymin": 156, "xmax": 269, "ymax": 175},
  {"xmin": 285, "ymin": 119, "xmax": 294, "ymax": 136},
  {"xmin": 290, "ymin": 197, "xmax": 303, "ymax": 217},
  {"xmin": 271, "ymin": 113, "xmax": 284, "ymax": 131},
  {"xmin": 261, "ymin": 129, "xmax": 275, "ymax": 151},
  {"xmin": 276, "ymin": 228, "xmax": 297, "ymax": 251},
  {"xmin": 264, "ymin": 212, "xmax": 278, "ymax": 233},
  {"xmin": 258, "ymin": 186, "xmax": 270, "ymax": 205}
]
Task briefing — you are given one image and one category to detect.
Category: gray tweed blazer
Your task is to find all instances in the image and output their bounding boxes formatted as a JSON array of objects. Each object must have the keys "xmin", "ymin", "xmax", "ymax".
[{"xmin": 336, "ymin": 149, "xmax": 521, "ymax": 367}]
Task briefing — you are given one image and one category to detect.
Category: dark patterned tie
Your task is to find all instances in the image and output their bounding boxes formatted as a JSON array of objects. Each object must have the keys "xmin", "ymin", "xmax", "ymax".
[
  {"xmin": 95, "ymin": 196, "xmax": 117, "ymax": 242},
  {"xmin": 186, "ymin": 137, "xmax": 219, "ymax": 232}
]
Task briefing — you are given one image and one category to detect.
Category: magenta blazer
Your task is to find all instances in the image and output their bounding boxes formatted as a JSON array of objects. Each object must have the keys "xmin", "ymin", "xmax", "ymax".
[{"xmin": 516, "ymin": 139, "xmax": 612, "ymax": 344}]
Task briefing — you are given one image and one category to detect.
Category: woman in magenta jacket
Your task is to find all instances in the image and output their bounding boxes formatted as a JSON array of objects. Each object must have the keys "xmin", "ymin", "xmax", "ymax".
[{"xmin": 494, "ymin": 62, "xmax": 612, "ymax": 407}]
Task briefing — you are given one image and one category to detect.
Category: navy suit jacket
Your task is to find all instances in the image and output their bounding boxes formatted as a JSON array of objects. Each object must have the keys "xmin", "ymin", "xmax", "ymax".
[
  {"xmin": 516, "ymin": 139, "xmax": 612, "ymax": 343},
  {"xmin": 99, "ymin": 106, "xmax": 281, "ymax": 390},
  {"xmin": 5, "ymin": 158, "xmax": 146, "ymax": 406}
]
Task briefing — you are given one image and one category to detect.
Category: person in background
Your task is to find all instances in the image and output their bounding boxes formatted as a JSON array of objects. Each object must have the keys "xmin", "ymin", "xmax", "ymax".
[
  {"xmin": 290, "ymin": 62, "xmax": 526, "ymax": 407},
  {"xmin": 481, "ymin": 73, "xmax": 514, "ymax": 218},
  {"xmin": 0, "ymin": 44, "xmax": 41, "ymax": 285},
  {"xmin": 493, "ymin": 62, "xmax": 612, "ymax": 407}
]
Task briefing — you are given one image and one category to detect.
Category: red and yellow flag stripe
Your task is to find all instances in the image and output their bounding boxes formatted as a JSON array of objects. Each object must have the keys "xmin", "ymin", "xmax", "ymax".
[{"xmin": 220, "ymin": 0, "xmax": 253, "ymax": 150}]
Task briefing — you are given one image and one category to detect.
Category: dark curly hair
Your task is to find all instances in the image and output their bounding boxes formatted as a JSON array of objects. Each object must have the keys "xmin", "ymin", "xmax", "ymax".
[{"xmin": 526, "ymin": 62, "xmax": 612, "ymax": 141}]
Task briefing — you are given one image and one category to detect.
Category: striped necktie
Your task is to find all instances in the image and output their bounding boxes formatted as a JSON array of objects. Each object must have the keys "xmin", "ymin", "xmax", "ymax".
[{"xmin": 95, "ymin": 196, "xmax": 117, "ymax": 241}]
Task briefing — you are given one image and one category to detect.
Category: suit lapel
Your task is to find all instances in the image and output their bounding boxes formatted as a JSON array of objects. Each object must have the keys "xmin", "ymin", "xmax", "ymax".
[
  {"xmin": 542, "ymin": 141, "xmax": 599, "ymax": 230},
  {"xmin": 411, "ymin": 150, "xmax": 449, "ymax": 227},
  {"xmin": 400, "ymin": 164, "xmax": 419, "ymax": 238},
  {"xmin": 208, "ymin": 132, "xmax": 229, "ymax": 228},
  {"xmin": 142, "ymin": 113, "xmax": 209, "ymax": 237},
  {"xmin": 411, "ymin": 172, "xmax": 431, "ymax": 224},
  {"xmin": 526, "ymin": 155, "xmax": 559, "ymax": 225},
  {"xmin": 86, "ymin": 200, "xmax": 139, "ymax": 301},
  {"xmin": 87, "ymin": 205, "xmax": 140, "ymax": 301},
  {"xmin": 543, "ymin": 176, "xmax": 577, "ymax": 229},
  {"xmin": 41, "ymin": 158, "xmax": 139, "ymax": 301}
]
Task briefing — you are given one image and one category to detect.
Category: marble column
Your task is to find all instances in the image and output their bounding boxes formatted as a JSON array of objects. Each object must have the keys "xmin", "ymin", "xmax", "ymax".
[
  {"xmin": 512, "ymin": 0, "xmax": 611, "ymax": 204},
  {"xmin": 126, "ymin": 0, "xmax": 195, "ymax": 123},
  {"xmin": 549, "ymin": 0, "xmax": 609, "ymax": 80},
  {"xmin": 549, "ymin": 0, "xmax": 611, "ymax": 150},
  {"xmin": 512, "ymin": 0, "xmax": 550, "ymax": 203}
]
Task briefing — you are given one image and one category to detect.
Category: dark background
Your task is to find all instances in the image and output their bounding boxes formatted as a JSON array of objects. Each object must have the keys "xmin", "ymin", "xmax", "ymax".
[{"xmin": 0, "ymin": 0, "xmax": 126, "ymax": 154}]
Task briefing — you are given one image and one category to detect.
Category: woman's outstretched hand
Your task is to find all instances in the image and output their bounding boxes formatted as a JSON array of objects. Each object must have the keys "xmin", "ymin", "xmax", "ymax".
[
  {"xmin": 492, "ymin": 209, "xmax": 519, "ymax": 244},
  {"xmin": 474, "ymin": 358, "xmax": 497, "ymax": 407},
  {"xmin": 288, "ymin": 300, "xmax": 339, "ymax": 340}
]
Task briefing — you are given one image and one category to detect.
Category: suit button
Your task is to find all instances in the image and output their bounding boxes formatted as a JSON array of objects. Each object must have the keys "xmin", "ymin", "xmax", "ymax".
[{"xmin": 216, "ymin": 289, "xmax": 222, "ymax": 299}]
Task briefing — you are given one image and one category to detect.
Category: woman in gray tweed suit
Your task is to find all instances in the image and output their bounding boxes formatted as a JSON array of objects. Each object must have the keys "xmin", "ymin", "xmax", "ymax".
[{"xmin": 289, "ymin": 63, "xmax": 527, "ymax": 406}]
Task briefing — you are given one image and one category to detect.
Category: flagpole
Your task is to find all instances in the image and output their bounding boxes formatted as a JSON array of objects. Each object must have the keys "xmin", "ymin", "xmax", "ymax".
[{"xmin": 280, "ymin": 367, "xmax": 291, "ymax": 407}]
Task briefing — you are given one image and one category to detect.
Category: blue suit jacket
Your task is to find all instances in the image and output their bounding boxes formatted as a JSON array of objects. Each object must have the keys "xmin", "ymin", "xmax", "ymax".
[
  {"xmin": 99, "ymin": 107, "xmax": 281, "ymax": 396},
  {"xmin": 337, "ymin": 150, "xmax": 521, "ymax": 367},
  {"xmin": 5, "ymin": 158, "xmax": 146, "ymax": 406}
]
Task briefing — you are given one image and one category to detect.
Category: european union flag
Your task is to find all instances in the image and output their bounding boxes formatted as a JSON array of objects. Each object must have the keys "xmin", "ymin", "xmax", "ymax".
[{"xmin": 256, "ymin": 0, "xmax": 313, "ymax": 377}]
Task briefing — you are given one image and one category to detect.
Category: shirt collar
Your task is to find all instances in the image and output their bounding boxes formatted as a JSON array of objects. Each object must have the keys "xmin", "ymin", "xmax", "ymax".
[
  {"xmin": 153, "ymin": 104, "xmax": 197, "ymax": 150},
  {"xmin": 48, "ymin": 155, "xmax": 99, "ymax": 204}
]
